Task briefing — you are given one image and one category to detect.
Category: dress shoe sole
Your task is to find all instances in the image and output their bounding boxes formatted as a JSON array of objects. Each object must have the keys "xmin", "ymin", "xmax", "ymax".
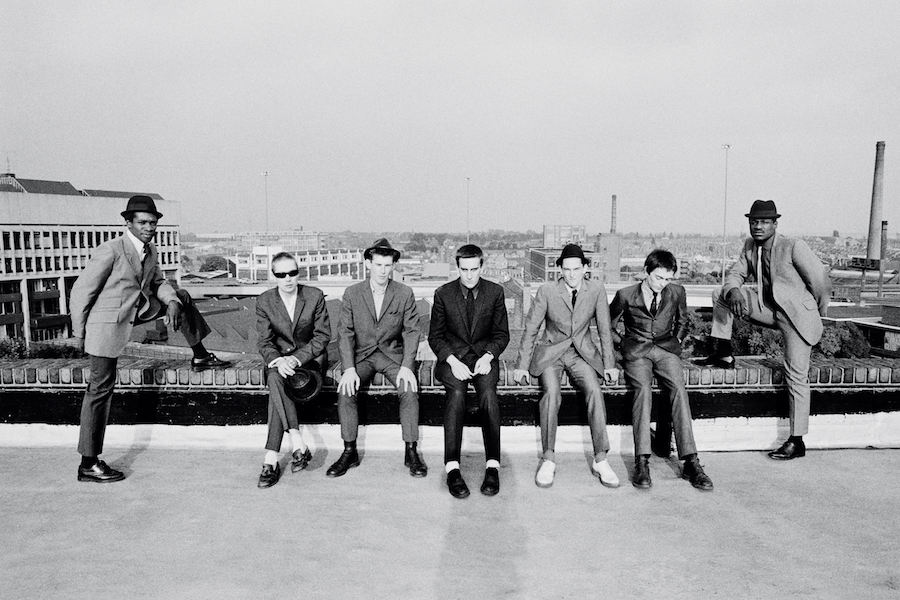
[
  {"xmin": 480, "ymin": 486, "xmax": 499, "ymax": 496},
  {"xmin": 326, "ymin": 461, "xmax": 360, "ymax": 477},
  {"xmin": 77, "ymin": 473, "xmax": 125, "ymax": 483},
  {"xmin": 767, "ymin": 452, "xmax": 804, "ymax": 460},
  {"xmin": 291, "ymin": 463, "xmax": 309, "ymax": 473},
  {"xmin": 257, "ymin": 480, "xmax": 279, "ymax": 489},
  {"xmin": 534, "ymin": 478, "xmax": 553, "ymax": 489},
  {"xmin": 408, "ymin": 469, "xmax": 428, "ymax": 478},
  {"xmin": 631, "ymin": 480, "xmax": 652, "ymax": 489},
  {"xmin": 450, "ymin": 488, "xmax": 471, "ymax": 499},
  {"xmin": 682, "ymin": 475, "xmax": 714, "ymax": 491}
]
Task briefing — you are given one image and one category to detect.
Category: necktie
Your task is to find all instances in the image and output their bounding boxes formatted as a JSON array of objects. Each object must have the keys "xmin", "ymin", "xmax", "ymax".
[
  {"xmin": 465, "ymin": 289, "xmax": 476, "ymax": 331},
  {"xmin": 571, "ymin": 289, "xmax": 577, "ymax": 308},
  {"xmin": 756, "ymin": 245, "xmax": 764, "ymax": 311},
  {"xmin": 141, "ymin": 244, "xmax": 149, "ymax": 265},
  {"xmin": 650, "ymin": 291, "xmax": 658, "ymax": 316}
]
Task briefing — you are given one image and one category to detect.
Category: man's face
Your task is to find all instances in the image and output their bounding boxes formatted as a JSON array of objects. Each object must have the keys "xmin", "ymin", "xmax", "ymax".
[
  {"xmin": 272, "ymin": 257, "xmax": 300, "ymax": 294},
  {"xmin": 646, "ymin": 267, "xmax": 675, "ymax": 293},
  {"xmin": 367, "ymin": 253, "xmax": 395, "ymax": 286},
  {"xmin": 457, "ymin": 256, "xmax": 483, "ymax": 289},
  {"xmin": 748, "ymin": 218, "xmax": 777, "ymax": 243},
  {"xmin": 560, "ymin": 257, "xmax": 585, "ymax": 288},
  {"xmin": 126, "ymin": 211, "xmax": 158, "ymax": 244}
]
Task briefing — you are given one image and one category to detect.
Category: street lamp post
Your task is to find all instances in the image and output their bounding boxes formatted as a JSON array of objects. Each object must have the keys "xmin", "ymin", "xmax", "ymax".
[
  {"xmin": 465, "ymin": 177, "xmax": 471, "ymax": 244},
  {"xmin": 721, "ymin": 144, "xmax": 731, "ymax": 284}
]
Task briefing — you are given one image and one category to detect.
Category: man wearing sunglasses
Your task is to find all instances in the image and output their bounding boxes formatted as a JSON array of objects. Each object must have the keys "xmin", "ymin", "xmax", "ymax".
[
  {"xmin": 328, "ymin": 238, "xmax": 427, "ymax": 479},
  {"xmin": 255, "ymin": 252, "xmax": 331, "ymax": 488}
]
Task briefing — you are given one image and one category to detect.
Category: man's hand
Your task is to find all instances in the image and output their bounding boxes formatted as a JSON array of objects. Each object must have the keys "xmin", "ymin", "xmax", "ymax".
[
  {"xmin": 74, "ymin": 337, "xmax": 84, "ymax": 352},
  {"xmin": 473, "ymin": 353, "xmax": 493, "ymax": 376},
  {"xmin": 725, "ymin": 288, "xmax": 748, "ymax": 319},
  {"xmin": 603, "ymin": 368, "xmax": 620, "ymax": 385},
  {"xmin": 337, "ymin": 367, "xmax": 360, "ymax": 397},
  {"xmin": 447, "ymin": 355, "xmax": 473, "ymax": 381},
  {"xmin": 274, "ymin": 356, "xmax": 297, "ymax": 378},
  {"xmin": 396, "ymin": 366, "xmax": 418, "ymax": 393},
  {"xmin": 165, "ymin": 301, "xmax": 183, "ymax": 330},
  {"xmin": 513, "ymin": 368, "xmax": 531, "ymax": 385}
]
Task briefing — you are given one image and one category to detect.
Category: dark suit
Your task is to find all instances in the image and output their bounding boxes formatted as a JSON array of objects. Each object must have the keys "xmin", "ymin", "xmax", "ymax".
[
  {"xmin": 337, "ymin": 279, "xmax": 421, "ymax": 442},
  {"xmin": 428, "ymin": 279, "xmax": 510, "ymax": 463},
  {"xmin": 609, "ymin": 282, "xmax": 697, "ymax": 458},
  {"xmin": 69, "ymin": 234, "xmax": 211, "ymax": 457},
  {"xmin": 256, "ymin": 286, "xmax": 331, "ymax": 452}
]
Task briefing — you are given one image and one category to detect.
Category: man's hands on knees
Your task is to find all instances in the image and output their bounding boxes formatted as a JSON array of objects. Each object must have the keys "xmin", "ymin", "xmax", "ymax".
[
  {"xmin": 447, "ymin": 355, "xmax": 474, "ymax": 381},
  {"xmin": 396, "ymin": 366, "xmax": 418, "ymax": 392},
  {"xmin": 337, "ymin": 367, "xmax": 360, "ymax": 396},
  {"xmin": 165, "ymin": 301, "xmax": 183, "ymax": 330},
  {"xmin": 473, "ymin": 353, "xmax": 493, "ymax": 376},
  {"xmin": 726, "ymin": 288, "xmax": 748, "ymax": 319},
  {"xmin": 513, "ymin": 368, "xmax": 531, "ymax": 385}
]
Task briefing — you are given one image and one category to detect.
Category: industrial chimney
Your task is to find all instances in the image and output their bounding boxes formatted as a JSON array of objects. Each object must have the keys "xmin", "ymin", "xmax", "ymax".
[
  {"xmin": 867, "ymin": 141, "xmax": 886, "ymax": 260},
  {"xmin": 610, "ymin": 194, "xmax": 617, "ymax": 234}
]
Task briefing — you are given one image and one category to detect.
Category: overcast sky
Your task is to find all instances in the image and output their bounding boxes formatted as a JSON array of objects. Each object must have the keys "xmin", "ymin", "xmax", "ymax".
[{"xmin": 3, "ymin": 1, "xmax": 900, "ymax": 237}]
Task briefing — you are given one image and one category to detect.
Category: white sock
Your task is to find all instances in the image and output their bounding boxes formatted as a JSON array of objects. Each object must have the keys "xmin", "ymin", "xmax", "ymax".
[
  {"xmin": 264, "ymin": 450, "xmax": 278, "ymax": 466},
  {"xmin": 486, "ymin": 459, "xmax": 500, "ymax": 470},
  {"xmin": 289, "ymin": 429, "xmax": 307, "ymax": 453},
  {"xmin": 445, "ymin": 461, "xmax": 460, "ymax": 473}
]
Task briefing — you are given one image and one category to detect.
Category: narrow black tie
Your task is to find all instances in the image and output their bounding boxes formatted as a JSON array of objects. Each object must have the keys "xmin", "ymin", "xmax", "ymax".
[
  {"xmin": 465, "ymin": 289, "xmax": 476, "ymax": 331},
  {"xmin": 141, "ymin": 244, "xmax": 149, "ymax": 265},
  {"xmin": 571, "ymin": 289, "xmax": 577, "ymax": 308},
  {"xmin": 650, "ymin": 291, "xmax": 658, "ymax": 316}
]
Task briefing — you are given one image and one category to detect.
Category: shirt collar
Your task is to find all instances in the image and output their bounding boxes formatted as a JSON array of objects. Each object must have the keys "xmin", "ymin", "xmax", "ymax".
[
  {"xmin": 459, "ymin": 278, "xmax": 480, "ymax": 296},
  {"xmin": 756, "ymin": 235, "xmax": 776, "ymax": 251},
  {"xmin": 370, "ymin": 280, "xmax": 388, "ymax": 295},
  {"xmin": 125, "ymin": 229, "xmax": 146, "ymax": 255}
]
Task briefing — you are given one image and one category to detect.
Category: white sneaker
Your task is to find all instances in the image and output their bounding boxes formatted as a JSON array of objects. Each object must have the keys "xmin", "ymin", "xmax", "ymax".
[
  {"xmin": 535, "ymin": 460, "xmax": 556, "ymax": 488},
  {"xmin": 592, "ymin": 459, "xmax": 620, "ymax": 488}
]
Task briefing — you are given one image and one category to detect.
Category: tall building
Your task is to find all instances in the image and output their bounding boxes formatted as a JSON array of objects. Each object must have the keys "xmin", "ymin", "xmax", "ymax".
[
  {"xmin": 236, "ymin": 229, "xmax": 325, "ymax": 252},
  {"xmin": 0, "ymin": 174, "xmax": 180, "ymax": 343}
]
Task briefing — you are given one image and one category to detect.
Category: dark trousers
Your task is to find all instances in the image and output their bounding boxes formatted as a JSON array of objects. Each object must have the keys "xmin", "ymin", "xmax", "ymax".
[
  {"xmin": 623, "ymin": 346, "xmax": 697, "ymax": 459},
  {"xmin": 436, "ymin": 360, "xmax": 501, "ymax": 464},
  {"xmin": 264, "ymin": 362, "xmax": 321, "ymax": 452},
  {"xmin": 77, "ymin": 290, "xmax": 210, "ymax": 457},
  {"xmin": 337, "ymin": 350, "xmax": 419, "ymax": 443}
]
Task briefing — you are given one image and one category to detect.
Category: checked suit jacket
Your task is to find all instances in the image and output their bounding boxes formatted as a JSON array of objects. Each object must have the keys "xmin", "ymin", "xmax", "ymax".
[
  {"xmin": 608, "ymin": 282, "xmax": 689, "ymax": 361},
  {"xmin": 515, "ymin": 278, "xmax": 616, "ymax": 377},
  {"xmin": 255, "ymin": 286, "xmax": 331, "ymax": 368},
  {"xmin": 428, "ymin": 279, "xmax": 510, "ymax": 366}
]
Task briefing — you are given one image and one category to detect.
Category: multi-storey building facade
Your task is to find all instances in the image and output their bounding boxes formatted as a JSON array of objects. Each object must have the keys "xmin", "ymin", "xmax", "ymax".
[
  {"xmin": 0, "ymin": 174, "xmax": 180, "ymax": 343},
  {"xmin": 232, "ymin": 246, "xmax": 364, "ymax": 282},
  {"xmin": 527, "ymin": 245, "xmax": 620, "ymax": 284}
]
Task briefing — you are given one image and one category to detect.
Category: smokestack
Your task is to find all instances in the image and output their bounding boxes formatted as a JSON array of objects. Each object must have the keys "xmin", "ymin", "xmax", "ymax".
[
  {"xmin": 610, "ymin": 194, "xmax": 617, "ymax": 234},
  {"xmin": 867, "ymin": 141, "xmax": 886, "ymax": 260}
]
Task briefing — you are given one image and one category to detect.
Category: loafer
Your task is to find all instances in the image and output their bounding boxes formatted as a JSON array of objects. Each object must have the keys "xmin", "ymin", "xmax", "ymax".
[
  {"xmin": 682, "ymin": 458, "xmax": 714, "ymax": 491},
  {"xmin": 698, "ymin": 354, "xmax": 736, "ymax": 369},
  {"xmin": 768, "ymin": 439, "xmax": 806, "ymax": 460},
  {"xmin": 480, "ymin": 467, "xmax": 500, "ymax": 496},
  {"xmin": 404, "ymin": 446, "xmax": 428, "ymax": 478},
  {"xmin": 191, "ymin": 353, "xmax": 231, "ymax": 371},
  {"xmin": 591, "ymin": 459, "xmax": 620, "ymax": 488},
  {"xmin": 77, "ymin": 460, "xmax": 125, "ymax": 483},
  {"xmin": 632, "ymin": 456, "xmax": 652, "ymax": 489},
  {"xmin": 326, "ymin": 448, "xmax": 360, "ymax": 477},
  {"xmin": 447, "ymin": 469, "xmax": 470, "ymax": 499},
  {"xmin": 291, "ymin": 448, "xmax": 312, "ymax": 473},
  {"xmin": 257, "ymin": 463, "xmax": 281, "ymax": 488},
  {"xmin": 535, "ymin": 460, "xmax": 555, "ymax": 488}
]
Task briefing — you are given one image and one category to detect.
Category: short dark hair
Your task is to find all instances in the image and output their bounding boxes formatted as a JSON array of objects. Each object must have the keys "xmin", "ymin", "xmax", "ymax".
[
  {"xmin": 644, "ymin": 249, "xmax": 678, "ymax": 274},
  {"xmin": 455, "ymin": 244, "xmax": 484, "ymax": 266},
  {"xmin": 271, "ymin": 251, "xmax": 298, "ymax": 272}
]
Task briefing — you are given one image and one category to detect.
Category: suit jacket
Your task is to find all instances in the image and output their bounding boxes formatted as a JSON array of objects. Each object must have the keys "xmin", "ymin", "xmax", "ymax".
[
  {"xmin": 338, "ymin": 279, "xmax": 420, "ymax": 371},
  {"xmin": 724, "ymin": 234, "xmax": 830, "ymax": 345},
  {"xmin": 515, "ymin": 278, "xmax": 615, "ymax": 377},
  {"xmin": 428, "ymin": 279, "xmax": 510, "ymax": 366},
  {"xmin": 609, "ymin": 282, "xmax": 688, "ymax": 360},
  {"xmin": 70, "ymin": 235, "xmax": 179, "ymax": 358},
  {"xmin": 256, "ymin": 286, "xmax": 331, "ymax": 367}
]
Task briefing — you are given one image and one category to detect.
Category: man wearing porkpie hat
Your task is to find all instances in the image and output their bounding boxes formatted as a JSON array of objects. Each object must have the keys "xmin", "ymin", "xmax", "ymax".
[
  {"xmin": 327, "ymin": 237, "xmax": 427, "ymax": 478},
  {"xmin": 513, "ymin": 244, "xmax": 620, "ymax": 489},
  {"xmin": 69, "ymin": 195, "xmax": 230, "ymax": 483},
  {"xmin": 702, "ymin": 200, "xmax": 830, "ymax": 460}
]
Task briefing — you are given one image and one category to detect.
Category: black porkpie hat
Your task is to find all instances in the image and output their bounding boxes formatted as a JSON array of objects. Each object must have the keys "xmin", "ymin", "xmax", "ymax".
[
  {"xmin": 284, "ymin": 367, "xmax": 323, "ymax": 402},
  {"xmin": 121, "ymin": 195, "xmax": 163, "ymax": 220},
  {"xmin": 744, "ymin": 199, "xmax": 781, "ymax": 219},
  {"xmin": 555, "ymin": 243, "xmax": 589, "ymax": 266},
  {"xmin": 364, "ymin": 237, "xmax": 401, "ymax": 261}
]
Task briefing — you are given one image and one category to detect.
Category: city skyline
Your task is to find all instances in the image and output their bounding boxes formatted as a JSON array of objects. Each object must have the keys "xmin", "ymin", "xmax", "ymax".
[{"xmin": 3, "ymin": 2, "xmax": 899, "ymax": 237}]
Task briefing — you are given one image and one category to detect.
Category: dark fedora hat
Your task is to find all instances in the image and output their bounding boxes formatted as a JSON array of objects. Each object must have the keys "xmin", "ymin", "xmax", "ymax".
[
  {"xmin": 121, "ymin": 195, "xmax": 163, "ymax": 220},
  {"xmin": 284, "ymin": 367, "xmax": 323, "ymax": 402},
  {"xmin": 744, "ymin": 199, "xmax": 780, "ymax": 219},
  {"xmin": 364, "ymin": 237, "xmax": 401, "ymax": 261},
  {"xmin": 556, "ymin": 243, "xmax": 589, "ymax": 266}
]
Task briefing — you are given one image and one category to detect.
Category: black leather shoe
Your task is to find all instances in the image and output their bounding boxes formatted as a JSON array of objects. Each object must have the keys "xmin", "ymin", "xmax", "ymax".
[
  {"xmin": 698, "ymin": 354, "xmax": 736, "ymax": 369},
  {"xmin": 768, "ymin": 439, "xmax": 806, "ymax": 460},
  {"xmin": 632, "ymin": 456, "xmax": 652, "ymax": 489},
  {"xmin": 682, "ymin": 458, "xmax": 714, "ymax": 491},
  {"xmin": 291, "ymin": 448, "xmax": 312, "ymax": 473},
  {"xmin": 404, "ymin": 445, "xmax": 428, "ymax": 478},
  {"xmin": 257, "ymin": 463, "xmax": 281, "ymax": 488},
  {"xmin": 326, "ymin": 448, "xmax": 360, "ymax": 477},
  {"xmin": 447, "ymin": 469, "xmax": 470, "ymax": 499},
  {"xmin": 191, "ymin": 353, "xmax": 231, "ymax": 371},
  {"xmin": 480, "ymin": 467, "xmax": 500, "ymax": 496},
  {"xmin": 77, "ymin": 460, "xmax": 125, "ymax": 483}
]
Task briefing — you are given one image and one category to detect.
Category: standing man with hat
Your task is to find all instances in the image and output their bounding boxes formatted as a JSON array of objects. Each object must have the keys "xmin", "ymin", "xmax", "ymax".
[
  {"xmin": 513, "ymin": 244, "xmax": 620, "ymax": 489},
  {"xmin": 254, "ymin": 251, "xmax": 331, "ymax": 488},
  {"xmin": 327, "ymin": 238, "xmax": 427, "ymax": 478},
  {"xmin": 702, "ymin": 200, "xmax": 830, "ymax": 460},
  {"xmin": 70, "ymin": 195, "xmax": 230, "ymax": 483}
]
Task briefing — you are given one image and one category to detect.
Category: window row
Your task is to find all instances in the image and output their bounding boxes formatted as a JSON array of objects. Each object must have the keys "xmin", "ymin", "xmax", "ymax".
[{"xmin": 0, "ymin": 228, "xmax": 178, "ymax": 251}]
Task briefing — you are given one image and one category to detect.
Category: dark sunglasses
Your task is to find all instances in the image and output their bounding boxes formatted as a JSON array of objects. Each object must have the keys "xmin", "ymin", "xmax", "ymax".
[{"xmin": 273, "ymin": 269, "xmax": 299, "ymax": 279}]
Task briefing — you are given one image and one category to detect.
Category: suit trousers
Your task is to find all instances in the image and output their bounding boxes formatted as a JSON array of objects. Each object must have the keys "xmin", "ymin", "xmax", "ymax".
[
  {"xmin": 264, "ymin": 365, "xmax": 316, "ymax": 452},
  {"xmin": 538, "ymin": 346, "xmax": 609, "ymax": 461},
  {"xmin": 77, "ymin": 289, "xmax": 213, "ymax": 457},
  {"xmin": 711, "ymin": 287, "xmax": 811, "ymax": 435},
  {"xmin": 623, "ymin": 346, "xmax": 697, "ymax": 458},
  {"xmin": 337, "ymin": 350, "xmax": 419, "ymax": 443},
  {"xmin": 436, "ymin": 360, "xmax": 501, "ymax": 464}
]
